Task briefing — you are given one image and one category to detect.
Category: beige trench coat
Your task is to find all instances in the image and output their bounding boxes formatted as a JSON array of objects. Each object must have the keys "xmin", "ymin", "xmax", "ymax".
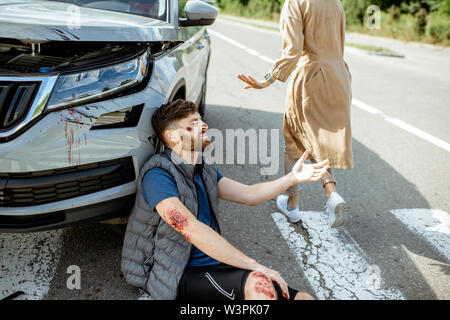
[{"xmin": 270, "ymin": 0, "xmax": 354, "ymax": 169}]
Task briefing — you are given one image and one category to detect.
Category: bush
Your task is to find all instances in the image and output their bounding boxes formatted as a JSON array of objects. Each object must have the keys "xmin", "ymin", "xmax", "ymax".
[
  {"xmin": 439, "ymin": 0, "xmax": 450, "ymax": 15},
  {"xmin": 218, "ymin": 0, "xmax": 283, "ymax": 20},
  {"xmin": 385, "ymin": 12, "xmax": 422, "ymax": 40},
  {"xmin": 341, "ymin": 0, "xmax": 373, "ymax": 25},
  {"xmin": 388, "ymin": 5, "xmax": 402, "ymax": 22},
  {"xmin": 426, "ymin": 12, "xmax": 450, "ymax": 43},
  {"xmin": 179, "ymin": 0, "xmax": 188, "ymax": 18},
  {"xmin": 415, "ymin": 7, "xmax": 428, "ymax": 35},
  {"xmin": 216, "ymin": 0, "xmax": 450, "ymax": 45}
]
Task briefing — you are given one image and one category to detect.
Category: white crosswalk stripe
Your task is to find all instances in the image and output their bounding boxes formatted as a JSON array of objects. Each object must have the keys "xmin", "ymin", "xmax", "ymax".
[
  {"xmin": 390, "ymin": 209, "xmax": 450, "ymax": 262},
  {"xmin": 272, "ymin": 211, "xmax": 406, "ymax": 300},
  {"xmin": 0, "ymin": 230, "xmax": 63, "ymax": 300},
  {"xmin": 137, "ymin": 291, "xmax": 152, "ymax": 300},
  {"xmin": 1, "ymin": 209, "xmax": 447, "ymax": 300}
]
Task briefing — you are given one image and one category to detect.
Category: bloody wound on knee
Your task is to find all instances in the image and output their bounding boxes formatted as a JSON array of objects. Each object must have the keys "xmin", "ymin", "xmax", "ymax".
[
  {"xmin": 166, "ymin": 208, "xmax": 191, "ymax": 242},
  {"xmin": 251, "ymin": 272, "xmax": 276, "ymax": 299}
]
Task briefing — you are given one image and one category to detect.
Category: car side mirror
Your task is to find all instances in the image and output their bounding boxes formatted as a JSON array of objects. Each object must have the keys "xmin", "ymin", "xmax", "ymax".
[{"xmin": 179, "ymin": 0, "xmax": 218, "ymax": 27}]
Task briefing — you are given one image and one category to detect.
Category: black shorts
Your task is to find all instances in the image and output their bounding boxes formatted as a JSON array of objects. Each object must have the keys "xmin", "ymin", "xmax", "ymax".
[{"xmin": 176, "ymin": 263, "xmax": 299, "ymax": 300}]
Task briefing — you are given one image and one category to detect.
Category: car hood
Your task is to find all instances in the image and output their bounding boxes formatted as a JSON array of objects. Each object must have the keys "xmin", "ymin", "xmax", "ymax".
[{"xmin": 0, "ymin": 0, "xmax": 178, "ymax": 42}]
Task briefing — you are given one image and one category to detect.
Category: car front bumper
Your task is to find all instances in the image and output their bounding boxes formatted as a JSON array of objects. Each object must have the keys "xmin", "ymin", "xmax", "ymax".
[{"xmin": 0, "ymin": 83, "xmax": 165, "ymax": 232}]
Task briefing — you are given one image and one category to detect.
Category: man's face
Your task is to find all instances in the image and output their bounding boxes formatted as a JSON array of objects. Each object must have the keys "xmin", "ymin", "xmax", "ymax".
[{"xmin": 171, "ymin": 112, "xmax": 210, "ymax": 151}]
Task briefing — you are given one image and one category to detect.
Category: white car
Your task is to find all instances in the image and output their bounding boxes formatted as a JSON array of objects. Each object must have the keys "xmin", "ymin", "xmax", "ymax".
[{"xmin": 0, "ymin": 0, "xmax": 217, "ymax": 232}]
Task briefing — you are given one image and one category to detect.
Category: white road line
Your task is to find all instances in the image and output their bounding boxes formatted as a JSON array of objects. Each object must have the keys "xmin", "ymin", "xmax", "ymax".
[
  {"xmin": 208, "ymin": 30, "xmax": 275, "ymax": 65},
  {"xmin": 209, "ymin": 29, "xmax": 450, "ymax": 153},
  {"xmin": 259, "ymin": 55, "xmax": 275, "ymax": 64},
  {"xmin": 245, "ymin": 48, "xmax": 259, "ymax": 56},
  {"xmin": 219, "ymin": 17, "xmax": 281, "ymax": 36},
  {"xmin": 352, "ymin": 98, "xmax": 450, "ymax": 152},
  {"xmin": 272, "ymin": 212, "xmax": 405, "ymax": 300},
  {"xmin": 385, "ymin": 118, "xmax": 450, "ymax": 152},
  {"xmin": 209, "ymin": 30, "xmax": 246, "ymax": 50},
  {"xmin": 0, "ymin": 230, "xmax": 63, "ymax": 300},
  {"xmin": 390, "ymin": 209, "xmax": 450, "ymax": 262},
  {"xmin": 352, "ymin": 98, "xmax": 383, "ymax": 114}
]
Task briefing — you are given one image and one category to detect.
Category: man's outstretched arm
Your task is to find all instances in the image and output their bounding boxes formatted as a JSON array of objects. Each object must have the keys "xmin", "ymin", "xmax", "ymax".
[
  {"xmin": 155, "ymin": 196, "xmax": 291, "ymax": 298},
  {"xmin": 218, "ymin": 151, "xmax": 329, "ymax": 207}
]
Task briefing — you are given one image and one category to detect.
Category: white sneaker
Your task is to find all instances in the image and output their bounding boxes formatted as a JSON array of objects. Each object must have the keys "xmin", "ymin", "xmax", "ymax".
[
  {"xmin": 324, "ymin": 192, "xmax": 347, "ymax": 228},
  {"xmin": 276, "ymin": 194, "xmax": 301, "ymax": 223}
]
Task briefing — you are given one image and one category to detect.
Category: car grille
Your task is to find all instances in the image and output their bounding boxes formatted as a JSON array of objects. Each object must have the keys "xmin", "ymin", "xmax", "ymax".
[
  {"xmin": 0, "ymin": 211, "xmax": 66, "ymax": 229},
  {"xmin": 0, "ymin": 157, "xmax": 135, "ymax": 207},
  {"xmin": 0, "ymin": 81, "xmax": 40, "ymax": 130}
]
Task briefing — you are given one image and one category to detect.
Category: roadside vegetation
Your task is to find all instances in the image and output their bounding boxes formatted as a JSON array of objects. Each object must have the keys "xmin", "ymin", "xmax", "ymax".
[
  {"xmin": 345, "ymin": 42, "xmax": 396, "ymax": 54},
  {"xmin": 214, "ymin": 0, "xmax": 450, "ymax": 46}
]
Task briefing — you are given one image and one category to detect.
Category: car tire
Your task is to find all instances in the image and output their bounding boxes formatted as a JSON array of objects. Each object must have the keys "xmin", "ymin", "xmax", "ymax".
[{"xmin": 108, "ymin": 224, "xmax": 127, "ymax": 237}]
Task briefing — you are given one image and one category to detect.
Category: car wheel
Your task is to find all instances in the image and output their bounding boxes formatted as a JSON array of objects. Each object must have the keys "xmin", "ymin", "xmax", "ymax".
[
  {"xmin": 198, "ymin": 78, "xmax": 207, "ymax": 116},
  {"xmin": 108, "ymin": 224, "xmax": 127, "ymax": 237}
]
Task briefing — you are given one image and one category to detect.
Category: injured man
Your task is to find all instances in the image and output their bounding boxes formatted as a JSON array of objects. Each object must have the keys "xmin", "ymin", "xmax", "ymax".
[{"xmin": 121, "ymin": 99, "xmax": 329, "ymax": 300}]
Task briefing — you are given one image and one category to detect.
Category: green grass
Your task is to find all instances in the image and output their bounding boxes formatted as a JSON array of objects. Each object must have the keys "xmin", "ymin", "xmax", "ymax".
[
  {"xmin": 219, "ymin": 5, "xmax": 450, "ymax": 47},
  {"xmin": 345, "ymin": 42, "xmax": 396, "ymax": 54},
  {"xmin": 240, "ymin": 21, "xmax": 279, "ymax": 31},
  {"xmin": 220, "ymin": 15, "xmax": 402, "ymax": 55}
]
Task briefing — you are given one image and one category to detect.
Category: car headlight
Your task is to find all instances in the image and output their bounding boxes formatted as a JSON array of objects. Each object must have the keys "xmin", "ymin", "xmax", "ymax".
[
  {"xmin": 46, "ymin": 50, "xmax": 149, "ymax": 111},
  {"xmin": 91, "ymin": 104, "xmax": 144, "ymax": 129}
]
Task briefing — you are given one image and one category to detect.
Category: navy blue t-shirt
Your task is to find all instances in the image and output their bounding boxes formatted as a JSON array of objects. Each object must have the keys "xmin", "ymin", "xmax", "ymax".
[{"xmin": 142, "ymin": 165, "xmax": 224, "ymax": 267}]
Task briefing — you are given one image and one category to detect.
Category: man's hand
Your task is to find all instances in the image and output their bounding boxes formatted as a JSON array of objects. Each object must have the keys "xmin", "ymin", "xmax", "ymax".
[
  {"xmin": 237, "ymin": 74, "xmax": 271, "ymax": 89},
  {"xmin": 291, "ymin": 151, "xmax": 329, "ymax": 184}
]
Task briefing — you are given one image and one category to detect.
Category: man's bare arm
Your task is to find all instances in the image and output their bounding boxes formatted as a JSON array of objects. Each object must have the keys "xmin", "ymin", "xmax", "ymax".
[
  {"xmin": 155, "ymin": 197, "xmax": 262, "ymax": 268},
  {"xmin": 155, "ymin": 196, "xmax": 290, "ymax": 298},
  {"xmin": 217, "ymin": 175, "xmax": 294, "ymax": 206},
  {"xmin": 218, "ymin": 151, "xmax": 329, "ymax": 206}
]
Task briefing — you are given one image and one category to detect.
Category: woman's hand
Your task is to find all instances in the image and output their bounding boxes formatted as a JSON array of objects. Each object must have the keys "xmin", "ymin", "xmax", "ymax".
[
  {"xmin": 291, "ymin": 151, "xmax": 329, "ymax": 184},
  {"xmin": 237, "ymin": 74, "xmax": 272, "ymax": 89}
]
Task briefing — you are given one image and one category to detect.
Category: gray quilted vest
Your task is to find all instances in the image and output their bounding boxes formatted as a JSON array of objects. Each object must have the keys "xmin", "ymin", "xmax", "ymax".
[{"xmin": 121, "ymin": 147, "xmax": 220, "ymax": 299}]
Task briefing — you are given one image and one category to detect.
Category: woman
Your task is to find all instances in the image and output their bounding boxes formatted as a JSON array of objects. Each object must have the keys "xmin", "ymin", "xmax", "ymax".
[{"xmin": 238, "ymin": 0, "xmax": 353, "ymax": 227}]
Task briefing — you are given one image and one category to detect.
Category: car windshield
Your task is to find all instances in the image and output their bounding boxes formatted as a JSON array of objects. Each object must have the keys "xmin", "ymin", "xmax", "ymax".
[{"xmin": 46, "ymin": 0, "xmax": 168, "ymax": 21}]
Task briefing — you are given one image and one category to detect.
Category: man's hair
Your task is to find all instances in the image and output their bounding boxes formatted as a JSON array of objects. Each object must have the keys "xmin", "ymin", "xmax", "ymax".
[{"xmin": 151, "ymin": 99, "xmax": 198, "ymax": 147}]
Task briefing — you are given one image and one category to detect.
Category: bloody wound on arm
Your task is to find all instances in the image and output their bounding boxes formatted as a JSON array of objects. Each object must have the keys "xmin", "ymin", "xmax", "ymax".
[{"xmin": 164, "ymin": 207, "xmax": 192, "ymax": 242}]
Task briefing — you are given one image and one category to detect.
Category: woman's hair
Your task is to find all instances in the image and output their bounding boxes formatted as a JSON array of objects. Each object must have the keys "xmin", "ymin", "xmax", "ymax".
[{"xmin": 151, "ymin": 99, "xmax": 198, "ymax": 151}]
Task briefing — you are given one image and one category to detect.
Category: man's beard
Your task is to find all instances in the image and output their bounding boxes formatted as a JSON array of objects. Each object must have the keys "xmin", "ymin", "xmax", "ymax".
[{"xmin": 190, "ymin": 135, "xmax": 211, "ymax": 151}]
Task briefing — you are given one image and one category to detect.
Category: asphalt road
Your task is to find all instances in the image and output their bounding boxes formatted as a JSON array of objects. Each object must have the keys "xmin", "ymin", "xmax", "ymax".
[{"xmin": 1, "ymin": 17, "xmax": 449, "ymax": 300}]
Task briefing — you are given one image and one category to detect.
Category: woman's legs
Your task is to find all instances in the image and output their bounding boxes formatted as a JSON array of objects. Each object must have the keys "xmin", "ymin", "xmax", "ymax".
[
  {"xmin": 284, "ymin": 152, "xmax": 337, "ymax": 209},
  {"xmin": 310, "ymin": 158, "xmax": 337, "ymax": 199},
  {"xmin": 284, "ymin": 156, "xmax": 301, "ymax": 209},
  {"xmin": 282, "ymin": 114, "xmax": 346, "ymax": 227},
  {"xmin": 324, "ymin": 181, "xmax": 336, "ymax": 198}
]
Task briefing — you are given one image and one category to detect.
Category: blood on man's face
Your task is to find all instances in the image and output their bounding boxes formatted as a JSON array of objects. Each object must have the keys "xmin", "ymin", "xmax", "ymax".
[{"xmin": 178, "ymin": 112, "xmax": 210, "ymax": 151}]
